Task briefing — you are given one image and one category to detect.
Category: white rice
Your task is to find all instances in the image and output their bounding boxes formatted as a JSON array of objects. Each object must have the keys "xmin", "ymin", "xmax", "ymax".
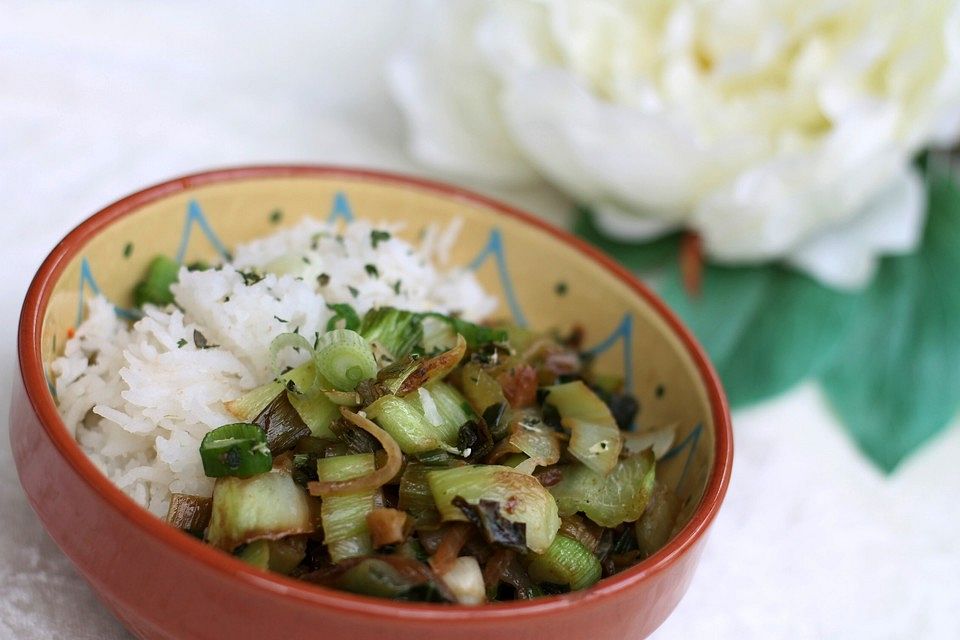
[{"xmin": 52, "ymin": 218, "xmax": 496, "ymax": 517}]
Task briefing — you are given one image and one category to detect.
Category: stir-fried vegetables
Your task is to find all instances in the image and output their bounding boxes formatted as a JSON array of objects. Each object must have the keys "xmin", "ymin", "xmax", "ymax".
[
  {"xmin": 428, "ymin": 465, "xmax": 560, "ymax": 553},
  {"xmin": 545, "ymin": 381, "xmax": 624, "ymax": 475},
  {"xmin": 199, "ymin": 423, "xmax": 272, "ymax": 478},
  {"xmin": 527, "ymin": 535, "xmax": 602, "ymax": 591},
  {"xmin": 205, "ymin": 471, "xmax": 315, "ymax": 551},
  {"xmin": 165, "ymin": 493, "xmax": 212, "ymax": 537},
  {"xmin": 549, "ymin": 450, "xmax": 656, "ymax": 527},
  {"xmin": 238, "ymin": 537, "xmax": 307, "ymax": 574},
  {"xmin": 183, "ymin": 303, "xmax": 682, "ymax": 603},
  {"xmin": 133, "ymin": 255, "xmax": 180, "ymax": 307}
]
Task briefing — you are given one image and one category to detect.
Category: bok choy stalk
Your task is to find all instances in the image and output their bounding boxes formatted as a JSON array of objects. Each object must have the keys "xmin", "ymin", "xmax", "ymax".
[
  {"xmin": 238, "ymin": 537, "xmax": 307, "ymax": 574},
  {"xmin": 358, "ymin": 307, "xmax": 423, "ymax": 363},
  {"xmin": 487, "ymin": 408, "xmax": 561, "ymax": 472},
  {"xmin": 549, "ymin": 450, "xmax": 656, "ymax": 527},
  {"xmin": 544, "ymin": 381, "xmax": 624, "ymax": 475},
  {"xmin": 205, "ymin": 471, "xmax": 316, "ymax": 551},
  {"xmin": 526, "ymin": 535, "xmax": 601, "ymax": 591},
  {"xmin": 395, "ymin": 335, "xmax": 467, "ymax": 396},
  {"xmin": 427, "ymin": 465, "xmax": 560, "ymax": 553},
  {"xmin": 308, "ymin": 408, "xmax": 402, "ymax": 497},
  {"xmin": 322, "ymin": 556, "xmax": 451, "ymax": 602},
  {"xmin": 364, "ymin": 394, "xmax": 458, "ymax": 454},
  {"xmin": 634, "ymin": 480, "xmax": 682, "ymax": 557},
  {"xmin": 286, "ymin": 389, "xmax": 339, "ymax": 439},
  {"xmin": 253, "ymin": 393, "xmax": 312, "ymax": 454},
  {"xmin": 405, "ymin": 382, "xmax": 474, "ymax": 444},
  {"xmin": 373, "ymin": 335, "xmax": 467, "ymax": 398},
  {"xmin": 398, "ymin": 461, "xmax": 464, "ymax": 525},
  {"xmin": 454, "ymin": 362, "xmax": 507, "ymax": 426},
  {"xmin": 224, "ymin": 363, "xmax": 318, "ymax": 422},
  {"xmin": 316, "ymin": 453, "xmax": 377, "ymax": 562}
]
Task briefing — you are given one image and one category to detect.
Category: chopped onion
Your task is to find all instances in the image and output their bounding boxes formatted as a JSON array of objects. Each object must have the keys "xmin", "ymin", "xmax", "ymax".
[
  {"xmin": 427, "ymin": 522, "xmax": 472, "ymax": 576},
  {"xmin": 438, "ymin": 556, "xmax": 485, "ymax": 605},
  {"xmin": 367, "ymin": 508, "xmax": 414, "ymax": 548},
  {"xmin": 622, "ymin": 424, "xmax": 677, "ymax": 460}
]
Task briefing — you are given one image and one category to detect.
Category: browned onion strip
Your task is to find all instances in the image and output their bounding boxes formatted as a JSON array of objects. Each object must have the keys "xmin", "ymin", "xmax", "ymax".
[
  {"xmin": 482, "ymin": 548, "xmax": 515, "ymax": 592},
  {"xmin": 558, "ymin": 514, "xmax": 603, "ymax": 553},
  {"xmin": 367, "ymin": 508, "xmax": 414, "ymax": 548},
  {"xmin": 307, "ymin": 407, "xmax": 402, "ymax": 497},
  {"xmin": 396, "ymin": 335, "xmax": 466, "ymax": 396},
  {"xmin": 427, "ymin": 522, "xmax": 472, "ymax": 576}
]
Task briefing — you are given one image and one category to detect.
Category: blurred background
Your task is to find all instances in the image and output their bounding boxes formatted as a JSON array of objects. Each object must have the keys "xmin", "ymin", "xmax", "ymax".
[{"xmin": 1, "ymin": 2, "xmax": 958, "ymax": 638}]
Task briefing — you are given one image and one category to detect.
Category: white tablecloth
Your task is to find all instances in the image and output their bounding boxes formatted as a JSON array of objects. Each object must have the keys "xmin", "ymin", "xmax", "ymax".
[{"xmin": 2, "ymin": 3, "xmax": 958, "ymax": 638}]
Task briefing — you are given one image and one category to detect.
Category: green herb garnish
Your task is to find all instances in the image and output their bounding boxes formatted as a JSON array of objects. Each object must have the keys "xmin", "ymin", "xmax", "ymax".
[{"xmin": 370, "ymin": 230, "xmax": 391, "ymax": 248}]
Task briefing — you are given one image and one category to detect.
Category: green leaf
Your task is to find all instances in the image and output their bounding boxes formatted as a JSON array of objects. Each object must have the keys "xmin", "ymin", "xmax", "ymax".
[
  {"xmin": 133, "ymin": 255, "xmax": 180, "ymax": 308},
  {"xmin": 821, "ymin": 170, "xmax": 960, "ymax": 472},
  {"xmin": 660, "ymin": 263, "xmax": 860, "ymax": 407},
  {"xmin": 572, "ymin": 207, "xmax": 680, "ymax": 272},
  {"xmin": 325, "ymin": 303, "xmax": 361, "ymax": 332}
]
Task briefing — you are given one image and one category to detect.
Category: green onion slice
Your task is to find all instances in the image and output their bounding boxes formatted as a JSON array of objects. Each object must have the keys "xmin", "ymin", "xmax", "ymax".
[
  {"xmin": 527, "ymin": 534, "xmax": 602, "ymax": 591},
  {"xmin": 200, "ymin": 423, "xmax": 272, "ymax": 478},
  {"xmin": 314, "ymin": 329, "xmax": 377, "ymax": 391}
]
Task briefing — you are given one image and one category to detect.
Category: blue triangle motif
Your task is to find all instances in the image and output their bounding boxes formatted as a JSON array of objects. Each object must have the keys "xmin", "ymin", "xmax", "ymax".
[
  {"xmin": 176, "ymin": 200, "xmax": 230, "ymax": 264},
  {"xmin": 327, "ymin": 192, "xmax": 355, "ymax": 224},
  {"xmin": 467, "ymin": 229, "xmax": 527, "ymax": 327}
]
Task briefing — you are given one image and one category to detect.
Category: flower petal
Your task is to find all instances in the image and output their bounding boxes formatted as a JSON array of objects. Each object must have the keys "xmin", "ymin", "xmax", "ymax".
[
  {"xmin": 693, "ymin": 99, "xmax": 905, "ymax": 262},
  {"xmin": 386, "ymin": 0, "xmax": 538, "ymax": 185},
  {"xmin": 591, "ymin": 202, "xmax": 679, "ymax": 242},
  {"xmin": 499, "ymin": 67, "xmax": 702, "ymax": 220},
  {"xmin": 786, "ymin": 168, "xmax": 926, "ymax": 289}
]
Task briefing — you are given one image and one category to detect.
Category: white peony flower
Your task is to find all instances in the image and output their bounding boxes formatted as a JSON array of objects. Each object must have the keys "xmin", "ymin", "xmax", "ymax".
[{"xmin": 389, "ymin": 0, "xmax": 960, "ymax": 288}]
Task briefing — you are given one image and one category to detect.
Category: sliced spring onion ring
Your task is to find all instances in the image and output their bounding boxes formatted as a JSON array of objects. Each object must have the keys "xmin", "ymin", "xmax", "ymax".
[
  {"xmin": 199, "ymin": 423, "xmax": 272, "ymax": 478},
  {"xmin": 527, "ymin": 534, "xmax": 601, "ymax": 591},
  {"xmin": 269, "ymin": 332, "xmax": 316, "ymax": 385},
  {"xmin": 314, "ymin": 329, "xmax": 378, "ymax": 391}
]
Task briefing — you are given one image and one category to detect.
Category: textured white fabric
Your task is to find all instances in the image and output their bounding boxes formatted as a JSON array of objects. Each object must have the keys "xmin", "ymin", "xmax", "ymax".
[{"xmin": 0, "ymin": 3, "xmax": 957, "ymax": 639}]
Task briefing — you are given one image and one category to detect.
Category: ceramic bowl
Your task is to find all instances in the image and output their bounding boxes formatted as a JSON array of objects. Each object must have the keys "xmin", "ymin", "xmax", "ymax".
[{"xmin": 12, "ymin": 166, "xmax": 732, "ymax": 640}]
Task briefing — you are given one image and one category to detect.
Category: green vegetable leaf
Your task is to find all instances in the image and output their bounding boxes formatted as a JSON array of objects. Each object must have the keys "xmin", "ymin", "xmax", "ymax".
[
  {"xmin": 821, "ymin": 170, "xmax": 960, "ymax": 471},
  {"xmin": 358, "ymin": 307, "xmax": 423, "ymax": 360},
  {"xmin": 422, "ymin": 312, "xmax": 507, "ymax": 349},
  {"xmin": 660, "ymin": 263, "xmax": 860, "ymax": 407},
  {"xmin": 133, "ymin": 255, "xmax": 180, "ymax": 308},
  {"xmin": 326, "ymin": 303, "xmax": 361, "ymax": 332}
]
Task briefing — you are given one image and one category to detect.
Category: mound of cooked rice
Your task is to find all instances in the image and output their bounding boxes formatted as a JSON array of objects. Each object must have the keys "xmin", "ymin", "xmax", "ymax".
[{"xmin": 52, "ymin": 218, "xmax": 497, "ymax": 516}]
